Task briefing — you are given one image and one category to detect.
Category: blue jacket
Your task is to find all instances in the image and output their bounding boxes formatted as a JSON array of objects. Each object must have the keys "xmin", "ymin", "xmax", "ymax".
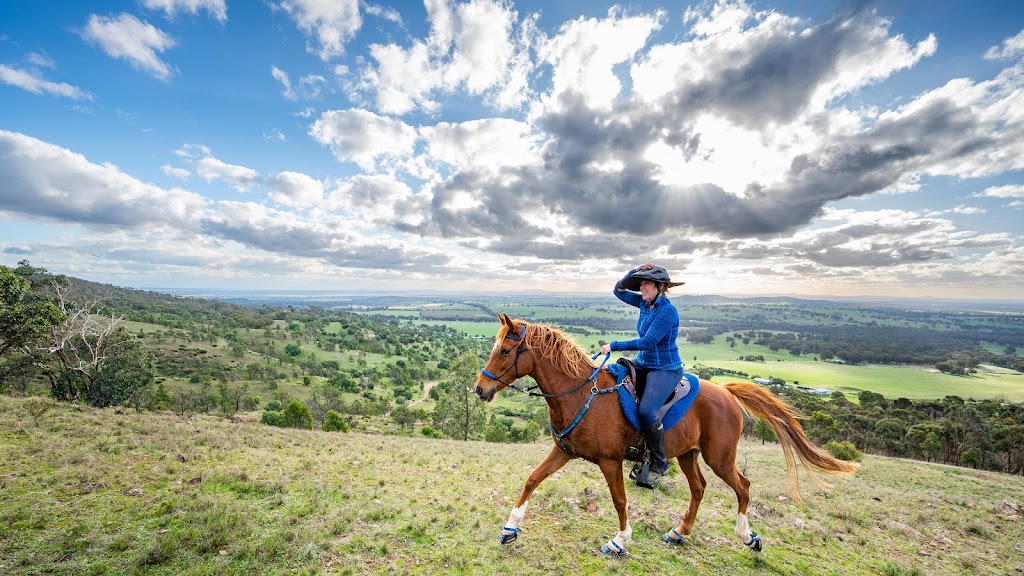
[{"xmin": 610, "ymin": 270, "xmax": 683, "ymax": 371}]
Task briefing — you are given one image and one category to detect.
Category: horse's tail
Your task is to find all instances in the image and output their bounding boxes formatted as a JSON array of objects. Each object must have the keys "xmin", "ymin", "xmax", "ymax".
[{"xmin": 725, "ymin": 382, "xmax": 858, "ymax": 502}]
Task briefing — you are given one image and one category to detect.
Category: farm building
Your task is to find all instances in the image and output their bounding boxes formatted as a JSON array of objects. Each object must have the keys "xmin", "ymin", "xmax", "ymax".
[{"xmin": 752, "ymin": 377, "xmax": 771, "ymax": 386}]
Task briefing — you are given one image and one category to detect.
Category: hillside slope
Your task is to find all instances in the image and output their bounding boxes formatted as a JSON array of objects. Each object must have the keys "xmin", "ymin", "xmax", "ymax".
[{"xmin": 2, "ymin": 396, "xmax": 1020, "ymax": 575}]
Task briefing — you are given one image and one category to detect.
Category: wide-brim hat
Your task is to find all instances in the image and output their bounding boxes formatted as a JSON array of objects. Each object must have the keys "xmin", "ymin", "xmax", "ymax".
[{"xmin": 621, "ymin": 266, "xmax": 685, "ymax": 291}]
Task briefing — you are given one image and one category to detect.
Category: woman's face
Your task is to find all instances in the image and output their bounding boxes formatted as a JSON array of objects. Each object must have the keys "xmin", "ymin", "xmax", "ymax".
[{"xmin": 639, "ymin": 279, "xmax": 659, "ymax": 303}]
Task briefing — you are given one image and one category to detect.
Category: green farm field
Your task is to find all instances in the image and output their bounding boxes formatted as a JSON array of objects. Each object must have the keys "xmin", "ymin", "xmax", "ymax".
[{"xmin": 370, "ymin": 310, "xmax": 1024, "ymax": 403}]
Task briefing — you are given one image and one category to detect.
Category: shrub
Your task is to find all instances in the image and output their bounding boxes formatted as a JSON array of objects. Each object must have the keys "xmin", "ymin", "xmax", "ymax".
[
  {"xmin": 824, "ymin": 440, "xmax": 863, "ymax": 462},
  {"xmin": 323, "ymin": 410, "xmax": 349, "ymax": 432},
  {"xmin": 421, "ymin": 425, "xmax": 442, "ymax": 438},
  {"xmin": 261, "ymin": 410, "xmax": 282, "ymax": 427},
  {"xmin": 280, "ymin": 399, "xmax": 313, "ymax": 430}
]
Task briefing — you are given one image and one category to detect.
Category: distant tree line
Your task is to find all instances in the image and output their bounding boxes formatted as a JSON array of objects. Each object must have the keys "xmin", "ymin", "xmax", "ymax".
[{"xmin": 747, "ymin": 387, "xmax": 1024, "ymax": 475}]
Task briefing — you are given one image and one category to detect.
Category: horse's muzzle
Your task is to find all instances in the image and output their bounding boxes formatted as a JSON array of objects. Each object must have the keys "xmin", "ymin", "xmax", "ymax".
[{"xmin": 475, "ymin": 384, "xmax": 495, "ymax": 402}]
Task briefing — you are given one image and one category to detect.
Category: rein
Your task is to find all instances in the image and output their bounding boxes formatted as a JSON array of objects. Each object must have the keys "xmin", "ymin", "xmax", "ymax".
[
  {"xmin": 479, "ymin": 323, "xmax": 618, "ymax": 458},
  {"xmin": 548, "ymin": 352, "xmax": 618, "ymax": 458}
]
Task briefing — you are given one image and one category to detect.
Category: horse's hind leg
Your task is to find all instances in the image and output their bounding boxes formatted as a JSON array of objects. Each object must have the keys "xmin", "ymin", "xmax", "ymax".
[
  {"xmin": 663, "ymin": 449, "xmax": 705, "ymax": 545},
  {"xmin": 703, "ymin": 447, "xmax": 762, "ymax": 552},
  {"xmin": 499, "ymin": 446, "xmax": 573, "ymax": 544}
]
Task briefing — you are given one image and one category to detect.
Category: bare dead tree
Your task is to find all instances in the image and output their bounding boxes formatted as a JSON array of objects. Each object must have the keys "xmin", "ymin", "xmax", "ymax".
[{"xmin": 24, "ymin": 282, "xmax": 127, "ymax": 403}]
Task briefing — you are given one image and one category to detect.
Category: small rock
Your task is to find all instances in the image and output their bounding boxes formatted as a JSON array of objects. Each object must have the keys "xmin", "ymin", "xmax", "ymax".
[
  {"xmin": 187, "ymin": 476, "xmax": 202, "ymax": 485},
  {"xmin": 176, "ymin": 453, "xmax": 188, "ymax": 463},
  {"xmin": 121, "ymin": 487, "xmax": 143, "ymax": 496}
]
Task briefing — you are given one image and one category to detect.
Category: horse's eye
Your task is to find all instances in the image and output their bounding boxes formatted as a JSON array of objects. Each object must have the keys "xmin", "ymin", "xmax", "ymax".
[{"xmin": 500, "ymin": 348, "xmax": 511, "ymax": 356}]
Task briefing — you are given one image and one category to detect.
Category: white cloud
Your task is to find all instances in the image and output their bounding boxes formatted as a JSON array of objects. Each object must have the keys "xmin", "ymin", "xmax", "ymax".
[
  {"xmin": 161, "ymin": 164, "xmax": 191, "ymax": 179},
  {"xmin": 263, "ymin": 129, "xmax": 286, "ymax": 142},
  {"xmin": 357, "ymin": 0, "xmax": 537, "ymax": 115},
  {"xmin": 26, "ymin": 52, "xmax": 55, "ymax": 68},
  {"xmin": 276, "ymin": 0, "xmax": 362, "ymax": 61},
  {"xmin": 309, "ymin": 108, "xmax": 417, "ymax": 171},
  {"xmin": 0, "ymin": 130, "xmax": 206, "ymax": 228},
  {"xmin": 539, "ymin": 7, "xmax": 663, "ymax": 112},
  {"xmin": 173, "ymin": 143, "xmax": 211, "ymax": 158},
  {"xmin": 272, "ymin": 67, "xmax": 323, "ymax": 101},
  {"xmin": 142, "ymin": 0, "xmax": 228, "ymax": 23},
  {"xmin": 984, "ymin": 28, "xmax": 1024, "ymax": 60},
  {"xmin": 364, "ymin": 3, "xmax": 402, "ymax": 24},
  {"xmin": 272, "ymin": 66, "xmax": 296, "ymax": 100},
  {"xmin": 81, "ymin": 13, "xmax": 177, "ymax": 81},
  {"xmin": 326, "ymin": 174, "xmax": 424, "ymax": 226},
  {"xmin": 267, "ymin": 171, "xmax": 324, "ymax": 206},
  {"xmin": 195, "ymin": 157, "xmax": 261, "ymax": 191},
  {"xmin": 421, "ymin": 118, "xmax": 541, "ymax": 171},
  {"xmin": 975, "ymin": 184, "xmax": 1024, "ymax": 198},
  {"xmin": 0, "ymin": 64, "xmax": 91, "ymax": 99}
]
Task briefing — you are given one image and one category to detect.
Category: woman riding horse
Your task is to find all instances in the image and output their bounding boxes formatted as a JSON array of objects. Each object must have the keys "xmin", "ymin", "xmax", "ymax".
[
  {"xmin": 599, "ymin": 264, "xmax": 684, "ymax": 488},
  {"xmin": 476, "ymin": 313, "xmax": 858, "ymax": 555}
]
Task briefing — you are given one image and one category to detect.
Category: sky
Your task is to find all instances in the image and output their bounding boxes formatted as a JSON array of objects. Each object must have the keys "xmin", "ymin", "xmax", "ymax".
[{"xmin": 1, "ymin": 0, "xmax": 1024, "ymax": 300}]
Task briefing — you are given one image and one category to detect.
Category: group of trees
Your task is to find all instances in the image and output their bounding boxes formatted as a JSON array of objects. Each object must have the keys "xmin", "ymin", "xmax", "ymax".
[
  {"xmin": 1, "ymin": 261, "xmax": 155, "ymax": 407},
  {"xmin": 755, "ymin": 387, "xmax": 1024, "ymax": 475}
]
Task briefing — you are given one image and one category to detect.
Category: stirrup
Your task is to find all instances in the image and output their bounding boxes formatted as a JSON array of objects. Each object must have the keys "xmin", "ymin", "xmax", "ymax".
[
  {"xmin": 629, "ymin": 461, "xmax": 647, "ymax": 482},
  {"xmin": 630, "ymin": 461, "xmax": 662, "ymax": 489}
]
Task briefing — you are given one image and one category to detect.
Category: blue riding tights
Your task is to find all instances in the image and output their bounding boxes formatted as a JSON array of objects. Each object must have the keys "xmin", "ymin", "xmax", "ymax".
[{"xmin": 638, "ymin": 367, "xmax": 683, "ymax": 429}]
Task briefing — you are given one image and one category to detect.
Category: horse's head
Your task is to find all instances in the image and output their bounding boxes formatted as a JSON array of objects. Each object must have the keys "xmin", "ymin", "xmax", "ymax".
[{"xmin": 475, "ymin": 313, "xmax": 531, "ymax": 402}]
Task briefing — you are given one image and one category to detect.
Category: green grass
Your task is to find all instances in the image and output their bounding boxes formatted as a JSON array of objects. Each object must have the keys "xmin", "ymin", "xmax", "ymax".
[
  {"xmin": 2, "ymin": 396, "xmax": 1022, "ymax": 575},
  {"xmin": 708, "ymin": 359, "xmax": 1024, "ymax": 401}
]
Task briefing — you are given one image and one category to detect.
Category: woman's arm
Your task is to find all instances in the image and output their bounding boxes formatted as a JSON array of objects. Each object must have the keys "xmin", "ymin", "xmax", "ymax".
[
  {"xmin": 610, "ymin": 304, "xmax": 679, "ymax": 352},
  {"xmin": 613, "ymin": 268, "xmax": 644, "ymax": 308}
]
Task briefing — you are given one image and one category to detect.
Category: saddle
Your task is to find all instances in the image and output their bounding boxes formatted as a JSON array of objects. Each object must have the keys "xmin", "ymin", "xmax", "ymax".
[
  {"xmin": 614, "ymin": 357, "xmax": 696, "ymax": 423},
  {"xmin": 606, "ymin": 358, "xmax": 701, "ymax": 461}
]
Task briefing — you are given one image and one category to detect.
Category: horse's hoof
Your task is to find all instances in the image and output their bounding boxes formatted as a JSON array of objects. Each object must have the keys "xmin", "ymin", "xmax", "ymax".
[
  {"xmin": 601, "ymin": 541, "xmax": 626, "ymax": 556},
  {"xmin": 499, "ymin": 526, "xmax": 519, "ymax": 545},
  {"xmin": 663, "ymin": 528, "xmax": 687, "ymax": 545},
  {"xmin": 745, "ymin": 532, "xmax": 762, "ymax": 552}
]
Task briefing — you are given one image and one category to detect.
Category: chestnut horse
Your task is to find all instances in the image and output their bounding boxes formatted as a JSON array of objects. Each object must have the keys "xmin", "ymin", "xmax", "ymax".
[{"xmin": 475, "ymin": 314, "xmax": 857, "ymax": 555}]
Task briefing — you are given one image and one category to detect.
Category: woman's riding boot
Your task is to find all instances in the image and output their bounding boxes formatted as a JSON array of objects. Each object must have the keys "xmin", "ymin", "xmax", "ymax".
[{"xmin": 638, "ymin": 422, "xmax": 669, "ymax": 489}]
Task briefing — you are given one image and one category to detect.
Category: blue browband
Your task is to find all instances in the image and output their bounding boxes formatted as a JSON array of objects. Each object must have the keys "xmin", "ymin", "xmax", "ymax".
[{"xmin": 480, "ymin": 324, "xmax": 527, "ymax": 383}]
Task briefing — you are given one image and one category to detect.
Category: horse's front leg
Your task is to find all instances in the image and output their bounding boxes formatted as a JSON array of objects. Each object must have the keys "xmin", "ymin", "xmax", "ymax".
[
  {"xmin": 597, "ymin": 458, "xmax": 631, "ymax": 555},
  {"xmin": 499, "ymin": 446, "xmax": 573, "ymax": 544}
]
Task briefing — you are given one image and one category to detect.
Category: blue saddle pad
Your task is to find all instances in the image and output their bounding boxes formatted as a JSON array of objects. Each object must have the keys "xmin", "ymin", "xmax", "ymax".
[{"xmin": 606, "ymin": 364, "xmax": 701, "ymax": 431}]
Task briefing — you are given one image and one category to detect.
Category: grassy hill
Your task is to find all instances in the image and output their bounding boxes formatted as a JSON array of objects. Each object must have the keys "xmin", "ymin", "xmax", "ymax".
[{"xmin": 2, "ymin": 395, "xmax": 1021, "ymax": 575}]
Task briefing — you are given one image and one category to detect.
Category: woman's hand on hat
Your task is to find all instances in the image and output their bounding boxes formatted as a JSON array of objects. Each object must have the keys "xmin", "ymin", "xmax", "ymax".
[{"xmin": 636, "ymin": 263, "xmax": 654, "ymax": 271}]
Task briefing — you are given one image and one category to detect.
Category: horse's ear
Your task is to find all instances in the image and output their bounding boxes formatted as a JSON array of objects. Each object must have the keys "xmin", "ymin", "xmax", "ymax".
[{"xmin": 499, "ymin": 313, "xmax": 512, "ymax": 326}]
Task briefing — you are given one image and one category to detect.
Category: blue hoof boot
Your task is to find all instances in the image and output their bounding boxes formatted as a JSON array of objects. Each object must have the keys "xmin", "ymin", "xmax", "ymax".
[
  {"xmin": 601, "ymin": 541, "xmax": 626, "ymax": 556},
  {"xmin": 663, "ymin": 528, "xmax": 687, "ymax": 545},
  {"xmin": 745, "ymin": 532, "xmax": 762, "ymax": 552},
  {"xmin": 499, "ymin": 526, "xmax": 519, "ymax": 545}
]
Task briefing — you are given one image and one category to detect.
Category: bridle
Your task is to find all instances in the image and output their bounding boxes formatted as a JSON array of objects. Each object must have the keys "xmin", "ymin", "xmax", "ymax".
[
  {"xmin": 479, "ymin": 322, "xmax": 616, "ymax": 459},
  {"xmin": 479, "ymin": 324, "xmax": 529, "ymax": 387},
  {"xmin": 480, "ymin": 323, "xmax": 612, "ymax": 399}
]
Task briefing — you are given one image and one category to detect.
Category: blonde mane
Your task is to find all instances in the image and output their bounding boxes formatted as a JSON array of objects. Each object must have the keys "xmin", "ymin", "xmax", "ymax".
[{"xmin": 516, "ymin": 322, "xmax": 597, "ymax": 380}]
